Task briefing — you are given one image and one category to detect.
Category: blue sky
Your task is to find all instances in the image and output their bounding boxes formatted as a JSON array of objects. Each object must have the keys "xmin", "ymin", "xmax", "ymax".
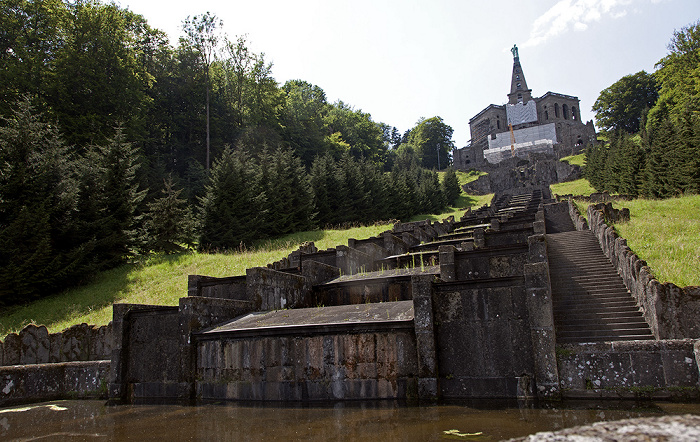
[{"xmin": 118, "ymin": 0, "xmax": 700, "ymax": 146}]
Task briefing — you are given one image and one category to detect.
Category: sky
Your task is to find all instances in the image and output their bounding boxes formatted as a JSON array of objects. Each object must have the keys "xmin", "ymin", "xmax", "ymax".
[{"xmin": 117, "ymin": 0, "xmax": 700, "ymax": 147}]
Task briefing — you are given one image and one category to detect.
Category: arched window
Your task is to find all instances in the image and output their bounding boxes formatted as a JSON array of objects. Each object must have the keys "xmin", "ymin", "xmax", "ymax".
[
  {"xmin": 563, "ymin": 104, "xmax": 569, "ymax": 120},
  {"xmin": 497, "ymin": 116, "xmax": 501, "ymax": 129},
  {"xmin": 554, "ymin": 103, "xmax": 560, "ymax": 118},
  {"xmin": 545, "ymin": 110, "xmax": 549, "ymax": 120},
  {"xmin": 572, "ymin": 106, "xmax": 578, "ymax": 120}
]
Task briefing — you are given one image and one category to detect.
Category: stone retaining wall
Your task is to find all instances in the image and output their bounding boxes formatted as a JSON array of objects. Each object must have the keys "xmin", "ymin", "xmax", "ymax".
[
  {"xmin": 195, "ymin": 328, "xmax": 419, "ymax": 401},
  {"xmin": 557, "ymin": 340, "xmax": 700, "ymax": 399},
  {"xmin": 574, "ymin": 200, "xmax": 700, "ymax": 339},
  {"xmin": 1, "ymin": 323, "xmax": 112, "ymax": 367},
  {"xmin": 0, "ymin": 360, "xmax": 109, "ymax": 406}
]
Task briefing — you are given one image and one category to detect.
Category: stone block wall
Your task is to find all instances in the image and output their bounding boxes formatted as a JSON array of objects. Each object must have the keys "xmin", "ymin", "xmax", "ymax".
[
  {"xmin": 454, "ymin": 245, "xmax": 528, "ymax": 280},
  {"xmin": 195, "ymin": 329, "xmax": 419, "ymax": 401},
  {"xmin": 310, "ymin": 277, "xmax": 413, "ymax": 308},
  {"xmin": 557, "ymin": 340, "xmax": 700, "ymax": 399},
  {"xmin": 1, "ymin": 323, "xmax": 112, "ymax": 367},
  {"xmin": 246, "ymin": 267, "xmax": 311, "ymax": 311},
  {"xmin": 188, "ymin": 275, "xmax": 247, "ymax": 300},
  {"xmin": 432, "ymin": 280, "xmax": 533, "ymax": 398},
  {"xmin": 0, "ymin": 361, "xmax": 110, "ymax": 406},
  {"xmin": 580, "ymin": 201, "xmax": 700, "ymax": 340}
]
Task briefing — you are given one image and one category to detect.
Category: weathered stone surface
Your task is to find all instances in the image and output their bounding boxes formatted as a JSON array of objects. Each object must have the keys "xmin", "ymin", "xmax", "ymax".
[
  {"xmin": 438, "ymin": 245, "xmax": 456, "ymax": 282},
  {"xmin": 301, "ymin": 260, "xmax": 341, "ymax": 285},
  {"xmin": 3, "ymin": 334, "xmax": 21, "ymax": 366},
  {"xmin": 196, "ymin": 330, "xmax": 417, "ymax": 401},
  {"xmin": 527, "ymin": 234, "xmax": 547, "ymax": 263},
  {"xmin": 507, "ymin": 415, "xmax": 700, "ymax": 442},
  {"xmin": 246, "ymin": 267, "xmax": 311, "ymax": 311},
  {"xmin": 335, "ymin": 245, "xmax": 373, "ymax": 276},
  {"xmin": 19, "ymin": 324, "xmax": 50, "ymax": 365},
  {"xmin": 382, "ymin": 232, "xmax": 409, "ymax": 256},
  {"xmin": 557, "ymin": 339, "xmax": 700, "ymax": 399},
  {"xmin": 61, "ymin": 323, "xmax": 90, "ymax": 362},
  {"xmin": 0, "ymin": 361, "xmax": 109, "ymax": 406},
  {"xmin": 49, "ymin": 332, "xmax": 62, "ymax": 363}
]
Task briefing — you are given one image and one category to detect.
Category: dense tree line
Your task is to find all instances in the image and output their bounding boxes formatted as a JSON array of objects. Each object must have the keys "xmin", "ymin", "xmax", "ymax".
[
  {"xmin": 587, "ymin": 21, "xmax": 700, "ymax": 198},
  {"xmin": 0, "ymin": 1, "xmax": 459, "ymax": 304},
  {"xmin": 199, "ymin": 145, "xmax": 460, "ymax": 251}
]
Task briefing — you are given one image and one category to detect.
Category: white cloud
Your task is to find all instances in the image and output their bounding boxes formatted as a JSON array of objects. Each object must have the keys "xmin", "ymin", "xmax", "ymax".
[{"xmin": 523, "ymin": 0, "xmax": 636, "ymax": 47}]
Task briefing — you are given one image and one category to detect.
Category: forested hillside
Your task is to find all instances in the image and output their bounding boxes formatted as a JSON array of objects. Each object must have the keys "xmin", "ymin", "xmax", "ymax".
[
  {"xmin": 0, "ymin": 1, "xmax": 461, "ymax": 305},
  {"xmin": 586, "ymin": 21, "xmax": 700, "ymax": 197}
]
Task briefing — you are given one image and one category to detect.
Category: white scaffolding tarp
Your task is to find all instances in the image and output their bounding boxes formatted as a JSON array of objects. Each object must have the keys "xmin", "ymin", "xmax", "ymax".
[
  {"xmin": 487, "ymin": 123, "xmax": 557, "ymax": 151},
  {"xmin": 506, "ymin": 101, "xmax": 538, "ymax": 126}
]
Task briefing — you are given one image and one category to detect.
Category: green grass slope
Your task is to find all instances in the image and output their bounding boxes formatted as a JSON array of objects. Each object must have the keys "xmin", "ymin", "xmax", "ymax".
[
  {"xmin": 551, "ymin": 176, "xmax": 699, "ymax": 287},
  {"xmin": 0, "ymin": 223, "xmax": 392, "ymax": 336}
]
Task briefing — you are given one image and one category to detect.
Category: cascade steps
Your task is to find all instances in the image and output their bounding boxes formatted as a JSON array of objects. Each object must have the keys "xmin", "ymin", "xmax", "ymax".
[{"xmin": 546, "ymin": 229, "xmax": 653, "ymax": 344}]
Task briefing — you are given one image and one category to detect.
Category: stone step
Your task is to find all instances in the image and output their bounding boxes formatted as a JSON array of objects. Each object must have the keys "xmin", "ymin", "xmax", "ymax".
[
  {"xmin": 555, "ymin": 320, "xmax": 651, "ymax": 330},
  {"xmin": 551, "ymin": 274, "xmax": 626, "ymax": 284},
  {"xmin": 553, "ymin": 293, "xmax": 637, "ymax": 304},
  {"xmin": 556, "ymin": 328, "xmax": 654, "ymax": 339},
  {"xmin": 556, "ymin": 334, "xmax": 655, "ymax": 344},
  {"xmin": 553, "ymin": 305, "xmax": 641, "ymax": 316}
]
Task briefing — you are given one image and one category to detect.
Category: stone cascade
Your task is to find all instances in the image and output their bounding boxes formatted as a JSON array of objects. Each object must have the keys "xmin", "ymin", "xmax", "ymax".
[
  {"xmin": 546, "ymin": 229, "xmax": 654, "ymax": 343},
  {"xmin": 6, "ymin": 191, "xmax": 700, "ymax": 406},
  {"xmin": 105, "ymin": 189, "xmax": 571, "ymax": 404}
]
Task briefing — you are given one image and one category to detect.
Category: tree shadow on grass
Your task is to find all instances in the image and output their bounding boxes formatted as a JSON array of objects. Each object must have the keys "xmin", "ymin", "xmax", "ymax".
[{"xmin": 0, "ymin": 262, "xmax": 136, "ymax": 336}]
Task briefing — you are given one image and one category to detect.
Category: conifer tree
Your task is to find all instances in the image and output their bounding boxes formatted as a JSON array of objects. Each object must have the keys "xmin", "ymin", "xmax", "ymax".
[
  {"xmin": 89, "ymin": 128, "xmax": 147, "ymax": 268},
  {"xmin": 144, "ymin": 175, "xmax": 194, "ymax": 253},
  {"xmin": 0, "ymin": 98, "xmax": 83, "ymax": 304},
  {"xmin": 310, "ymin": 153, "xmax": 337, "ymax": 227},
  {"xmin": 198, "ymin": 146, "xmax": 262, "ymax": 250},
  {"xmin": 442, "ymin": 167, "xmax": 461, "ymax": 206}
]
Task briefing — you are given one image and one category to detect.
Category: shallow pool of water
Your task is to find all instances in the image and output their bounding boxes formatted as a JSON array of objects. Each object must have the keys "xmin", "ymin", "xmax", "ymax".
[{"xmin": 2, "ymin": 400, "xmax": 700, "ymax": 441}]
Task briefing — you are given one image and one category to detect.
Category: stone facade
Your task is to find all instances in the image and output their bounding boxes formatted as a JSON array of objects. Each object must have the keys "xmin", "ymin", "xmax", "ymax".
[{"xmin": 454, "ymin": 49, "xmax": 596, "ymax": 169}]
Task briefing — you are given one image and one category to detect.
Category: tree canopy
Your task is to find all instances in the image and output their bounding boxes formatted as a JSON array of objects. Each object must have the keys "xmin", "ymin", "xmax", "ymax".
[{"xmin": 592, "ymin": 71, "xmax": 658, "ymax": 133}]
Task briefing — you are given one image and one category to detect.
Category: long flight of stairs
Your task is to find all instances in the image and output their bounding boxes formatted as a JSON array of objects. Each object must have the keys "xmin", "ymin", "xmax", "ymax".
[{"xmin": 546, "ymin": 218, "xmax": 654, "ymax": 344}]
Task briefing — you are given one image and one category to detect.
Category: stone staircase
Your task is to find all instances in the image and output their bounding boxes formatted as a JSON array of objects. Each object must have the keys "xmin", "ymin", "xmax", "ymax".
[{"xmin": 546, "ymin": 229, "xmax": 654, "ymax": 344}]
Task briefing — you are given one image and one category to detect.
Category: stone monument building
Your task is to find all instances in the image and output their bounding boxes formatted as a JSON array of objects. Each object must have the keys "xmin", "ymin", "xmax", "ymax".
[{"xmin": 453, "ymin": 45, "xmax": 596, "ymax": 168}]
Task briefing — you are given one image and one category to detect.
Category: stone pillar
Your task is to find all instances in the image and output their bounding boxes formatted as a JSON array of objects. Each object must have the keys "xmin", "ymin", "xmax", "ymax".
[
  {"xmin": 524, "ymin": 234, "xmax": 560, "ymax": 400},
  {"xmin": 188, "ymin": 275, "xmax": 202, "ymax": 297},
  {"xmin": 402, "ymin": 232, "xmax": 419, "ymax": 247},
  {"xmin": 490, "ymin": 218, "xmax": 500, "ymax": 231},
  {"xmin": 533, "ymin": 220, "xmax": 545, "ymax": 235},
  {"xmin": 535, "ymin": 210, "xmax": 545, "ymax": 223},
  {"xmin": 473, "ymin": 228, "xmax": 485, "ymax": 249},
  {"xmin": 108, "ymin": 304, "xmax": 131, "ymax": 401},
  {"xmin": 438, "ymin": 245, "xmax": 456, "ymax": 282},
  {"xmin": 411, "ymin": 275, "xmax": 439, "ymax": 401}
]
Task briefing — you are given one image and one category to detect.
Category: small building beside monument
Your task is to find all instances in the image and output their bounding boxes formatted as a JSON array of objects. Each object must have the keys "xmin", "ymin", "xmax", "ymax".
[{"xmin": 454, "ymin": 45, "xmax": 596, "ymax": 168}]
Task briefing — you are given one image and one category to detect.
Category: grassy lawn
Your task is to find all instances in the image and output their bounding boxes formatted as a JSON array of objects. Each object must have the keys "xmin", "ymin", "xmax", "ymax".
[
  {"xmin": 0, "ymin": 223, "xmax": 392, "ymax": 336},
  {"xmin": 551, "ymin": 176, "xmax": 698, "ymax": 286},
  {"xmin": 550, "ymin": 178, "xmax": 597, "ymax": 197},
  {"xmin": 573, "ymin": 195, "xmax": 699, "ymax": 287},
  {"xmin": 610, "ymin": 196, "xmax": 700, "ymax": 287},
  {"xmin": 560, "ymin": 153, "xmax": 586, "ymax": 167}
]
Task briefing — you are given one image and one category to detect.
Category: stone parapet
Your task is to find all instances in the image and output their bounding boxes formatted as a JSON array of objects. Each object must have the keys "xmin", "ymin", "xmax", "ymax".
[
  {"xmin": 557, "ymin": 339, "xmax": 700, "ymax": 399},
  {"xmin": 1, "ymin": 323, "xmax": 112, "ymax": 367},
  {"xmin": 583, "ymin": 202, "xmax": 700, "ymax": 340},
  {"xmin": 0, "ymin": 360, "xmax": 109, "ymax": 406}
]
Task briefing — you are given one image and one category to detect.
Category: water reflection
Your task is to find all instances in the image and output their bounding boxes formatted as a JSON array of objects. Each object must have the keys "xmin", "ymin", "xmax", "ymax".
[{"xmin": 1, "ymin": 399, "xmax": 698, "ymax": 441}]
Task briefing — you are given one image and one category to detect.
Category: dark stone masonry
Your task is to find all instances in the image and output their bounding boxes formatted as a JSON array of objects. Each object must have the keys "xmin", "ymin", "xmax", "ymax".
[{"xmin": 2, "ymin": 189, "xmax": 700, "ymax": 406}]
